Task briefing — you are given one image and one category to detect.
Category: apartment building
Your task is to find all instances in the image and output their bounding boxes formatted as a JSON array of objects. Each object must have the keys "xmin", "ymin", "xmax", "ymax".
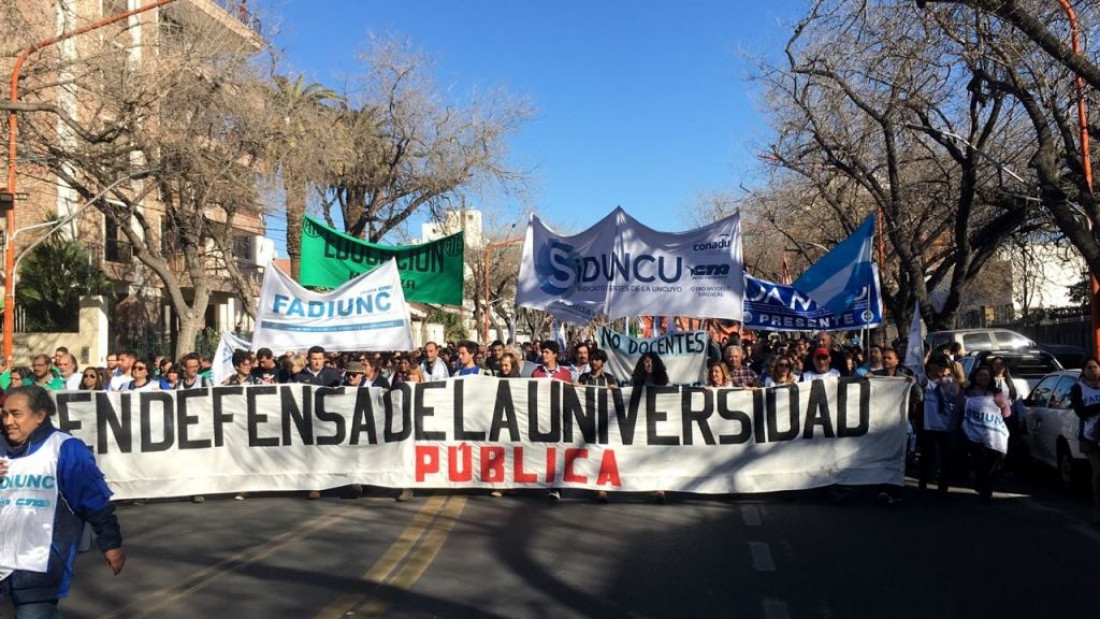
[{"xmin": 2, "ymin": 0, "xmax": 270, "ymax": 360}]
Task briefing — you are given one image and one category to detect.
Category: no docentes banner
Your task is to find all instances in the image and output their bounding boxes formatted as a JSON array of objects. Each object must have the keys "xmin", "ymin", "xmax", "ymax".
[
  {"xmin": 48, "ymin": 377, "xmax": 910, "ymax": 499},
  {"xmin": 252, "ymin": 259, "xmax": 413, "ymax": 353},
  {"xmin": 597, "ymin": 326, "xmax": 709, "ymax": 386}
]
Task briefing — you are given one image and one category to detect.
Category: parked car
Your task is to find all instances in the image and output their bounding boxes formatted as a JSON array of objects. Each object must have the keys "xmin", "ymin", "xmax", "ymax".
[
  {"xmin": 1019, "ymin": 369, "xmax": 1090, "ymax": 491},
  {"xmin": 957, "ymin": 349, "xmax": 1063, "ymax": 394},
  {"xmin": 927, "ymin": 329, "xmax": 1037, "ymax": 354},
  {"xmin": 1038, "ymin": 343, "xmax": 1087, "ymax": 369}
]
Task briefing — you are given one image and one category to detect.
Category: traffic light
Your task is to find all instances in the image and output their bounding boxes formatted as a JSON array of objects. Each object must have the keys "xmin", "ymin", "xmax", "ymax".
[{"xmin": 0, "ymin": 192, "xmax": 14, "ymax": 213}]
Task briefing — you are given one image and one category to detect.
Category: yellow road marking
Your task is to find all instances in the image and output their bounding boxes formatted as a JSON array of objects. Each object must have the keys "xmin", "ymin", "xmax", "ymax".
[
  {"xmin": 103, "ymin": 508, "xmax": 349, "ymax": 619},
  {"xmin": 315, "ymin": 494, "xmax": 467, "ymax": 619}
]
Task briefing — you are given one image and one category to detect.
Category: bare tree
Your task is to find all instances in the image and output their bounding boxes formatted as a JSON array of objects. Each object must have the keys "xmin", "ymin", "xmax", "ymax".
[
  {"xmin": 5, "ymin": 9, "xmax": 274, "ymax": 357},
  {"xmin": 754, "ymin": 0, "xmax": 1042, "ymax": 331},
  {"xmin": 318, "ymin": 38, "xmax": 532, "ymax": 243}
]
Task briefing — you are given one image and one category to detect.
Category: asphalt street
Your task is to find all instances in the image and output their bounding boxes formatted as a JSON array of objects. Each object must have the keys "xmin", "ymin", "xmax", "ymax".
[{"xmin": 11, "ymin": 469, "xmax": 1099, "ymax": 619}]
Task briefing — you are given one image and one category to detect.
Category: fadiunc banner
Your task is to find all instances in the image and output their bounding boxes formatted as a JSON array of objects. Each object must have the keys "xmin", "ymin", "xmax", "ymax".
[
  {"xmin": 742, "ymin": 268, "xmax": 882, "ymax": 332},
  {"xmin": 300, "ymin": 215, "xmax": 465, "ymax": 305},
  {"xmin": 48, "ymin": 377, "xmax": 910, "ymax": 499},
  {"xmin": 516, "ymin": 208, "xmax": 744, "ymax": 323},
  {"xmin": 251, "ymin": 259, "xmax": 413, "ymax": 353},
  {"xmin": 597, "ymin": 326, "xmax": 709, "ymax": 386}
]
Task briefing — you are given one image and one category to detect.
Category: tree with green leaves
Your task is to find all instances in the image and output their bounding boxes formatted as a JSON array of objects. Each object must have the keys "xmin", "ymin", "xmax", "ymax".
[{"xmin": 16, "ymin": 238, "xmax": 112, "ymax": 332}]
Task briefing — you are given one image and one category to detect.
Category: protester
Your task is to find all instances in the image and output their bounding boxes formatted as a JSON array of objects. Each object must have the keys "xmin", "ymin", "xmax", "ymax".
[
  {"xmin": 29, "ymin": 354, "xmax": 65, "ymax": 391},
  {"xmin": 250, "ymin": 348, "xmax": 280, "ymax": 384},
  {"xmin": 765, "ymin": 358, "xmax": 798, "ymax": 388},
  {"xmin": 223, "ymin": 349, "xmax": 263, "ymax": 386},
  {"xmin": 57, "ymin": 353, "xmax": 82, "ymax": 390},
  {"xmin": 956, "ymin": 364, "xmax": 1011, "ymax": 503},
  {"xmin": 631, "ymin": 352, "xmax": 670, "ymax": 389},
  {"xmin": 0, "ymin": 385, "xmax": 125, "ymax": 616},
  {"xmin": 1070, "ymin": 356, "xmax": 1100, "ymax": 525},
  {"xmin": 855, "ymin": 345, "xmax": 884, "ymax": 377},
  {"xmin": 570, "ymin": 342, "xmax": 591, "ymax": 382},
  {"xmin": 105, "ymin": 352, "xmax": 119, "ymax": 376},
  {"xmin": 917, "ymin": 355, "xmax": 959, "ymax": 493},
  {"xmin": 576, "ymin": 348, "xmax": 617, "ymax": 389},
  {"xmin": 485, "ymin": 340, "xmax": 506, "ymax": 376},
  {"xmin": 497, "ymin": 352, "xmax": 520, "ymax": 378},
  {"xmin": 630, "ymin": 351, "xmax": 671, "ymax": 504},
  {"xmin": 532, "ymin": 341, "xmax": 572, "ymax": 383},
  {"xmin": 159, "ymin": 365, "xmax": 180, "ymax": 390},
  {"xmin": 421, "ymin": 341, "xmax": 451, "ymax": 381},
  {"xmin": 176, "ymin": 353, "xmax": 213, "ymax": 390},
  {"xmin": 296, "ymin": 346, "xmax": 343, "ymax": 387},
  {"xmin": 9, "ymin": 366, "xmax": 31, "ymax": 388},
  {"xmin": 123, "ymin": 359, "xmax": 162, "ymax": 391},
  {"xmin": 80, "ymin": 367, "xmax": 104, "ymax": 391},
  {"xmin": 343, "ymin": 360, "xmax": 368, "ymax": 388},
  {"xmin": 360, "ymin": 357, "xmax": 390, "ymax": 389},
  {"xmin": 108, "ymin": 350, "xmax": 137, "ymax": 391},
  {"xmin": 706, "ymin": 361, "xmax": 732, "ymax": 388},
  {"xmin": 802, "ymin": 348, "xmax": 841, "ymax": 381},
  {"xmin": 724, "ymin": 345, "xmax": 758, "ymax": 388},
  {"xmin": 454, "ymin": 341, "xmax": 485, "ymax": 376}
]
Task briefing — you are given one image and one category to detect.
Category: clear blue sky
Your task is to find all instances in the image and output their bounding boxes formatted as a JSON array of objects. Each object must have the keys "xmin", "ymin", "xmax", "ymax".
[{"xmin": 255, "ymin": 0, "xmax": 803, "ymax": 252}]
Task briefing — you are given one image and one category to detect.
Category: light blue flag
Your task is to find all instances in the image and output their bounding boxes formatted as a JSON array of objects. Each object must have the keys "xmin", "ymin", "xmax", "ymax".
[{"xmin": 793, "ymin": 213, "xmax": 876, "ymax": 316}]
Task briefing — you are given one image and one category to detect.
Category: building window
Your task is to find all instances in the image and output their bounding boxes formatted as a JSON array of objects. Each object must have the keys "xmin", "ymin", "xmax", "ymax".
[{"xmin": 105, "ymin": 215, "xmax": 132, "ymax": 263}]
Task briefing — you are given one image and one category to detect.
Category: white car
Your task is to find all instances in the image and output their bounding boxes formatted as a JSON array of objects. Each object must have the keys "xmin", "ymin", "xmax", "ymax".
[{"xmin": 1020, "ymin": 369, "xmax": 1089, "ymax": 490}]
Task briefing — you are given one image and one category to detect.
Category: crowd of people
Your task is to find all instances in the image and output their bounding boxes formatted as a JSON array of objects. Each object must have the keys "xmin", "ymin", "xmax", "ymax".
[{"xmin": 6, "ymin": 330, "xmax": 1100, "ymax": 616}]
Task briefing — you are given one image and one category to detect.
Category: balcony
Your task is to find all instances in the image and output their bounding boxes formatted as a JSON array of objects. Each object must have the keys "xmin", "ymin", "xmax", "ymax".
[{"xmin": 161, "ymin": 0, "xmax": 263, "ymax": 53}]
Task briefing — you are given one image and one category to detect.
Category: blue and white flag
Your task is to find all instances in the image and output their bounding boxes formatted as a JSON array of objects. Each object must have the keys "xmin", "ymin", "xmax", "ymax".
[
  {"xmin": 904, "ymin": 300, "xmax": 926, "ymax": 381},
  {"xmin": 793, "ymin": 214, "xmax": 876, "ymax": 316}
]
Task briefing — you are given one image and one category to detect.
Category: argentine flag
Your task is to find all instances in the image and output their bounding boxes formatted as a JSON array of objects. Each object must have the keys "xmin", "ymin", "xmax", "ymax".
[{"xmin": 793, "ymin": 213, "xmax": 876, "ymax": 316}]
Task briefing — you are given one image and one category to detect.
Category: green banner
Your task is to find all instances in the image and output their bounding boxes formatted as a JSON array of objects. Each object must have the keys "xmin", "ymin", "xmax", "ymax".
[{"xmin": 299, "ymin": 216, "xmax": 465, "ymax": 305}]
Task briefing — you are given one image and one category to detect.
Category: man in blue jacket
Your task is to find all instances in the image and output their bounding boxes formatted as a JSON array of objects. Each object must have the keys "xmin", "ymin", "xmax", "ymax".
[{"xmin": 1, "ymin": 385, "xmax": 125, "ymax": 617}]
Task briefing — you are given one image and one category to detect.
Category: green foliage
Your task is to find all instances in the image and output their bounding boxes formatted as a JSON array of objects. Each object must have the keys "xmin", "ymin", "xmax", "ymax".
[
  {"xmin": 16, "ymin": 237, "xmax": 113, "ymax": 332},
  {"xmin": 427, "ymin": 308, "xmax": 467, "ymax": 342},
  {"xmin": 1068, "ymin": 270, "xmax": 1092, "ymax": 308}
]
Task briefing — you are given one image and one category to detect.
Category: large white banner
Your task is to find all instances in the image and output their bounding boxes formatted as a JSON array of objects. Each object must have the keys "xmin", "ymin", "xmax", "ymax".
[
  {"xmin": 51, "ymin": 377, "xmax": 908, "ymax": 498},
  {"xmin": 597, "ymin": 326, "xmax": 709, "ymax": 386},
  {"xmin": 251, "ymin": 259, "xmax": 413, "ymax": 353},
  {"xmin": 517, "ymin": 207, "xmax": 744, "ymax": 323}
]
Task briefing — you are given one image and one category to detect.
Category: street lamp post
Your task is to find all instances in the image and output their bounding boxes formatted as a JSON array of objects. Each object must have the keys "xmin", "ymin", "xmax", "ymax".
[
  {"xmin": 482, "ymin": 237, "xmax": 523, "ymax": 344},
  {"xmin": 4, "ymin": 0, "xmax": 178, "ymax": 367}
]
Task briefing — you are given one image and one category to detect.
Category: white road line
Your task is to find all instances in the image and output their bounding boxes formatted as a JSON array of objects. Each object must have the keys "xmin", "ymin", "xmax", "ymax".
[
  {"xmin": 762, "ymin": 598, "xmax": 791, "ymax": 619},
  {"xmin": 741, "ymin": 505, "xmax": 762, "ymax": 526},
  {"xmin": 749, "ymin": 541, "xmax": 776, "ymax": 572}
]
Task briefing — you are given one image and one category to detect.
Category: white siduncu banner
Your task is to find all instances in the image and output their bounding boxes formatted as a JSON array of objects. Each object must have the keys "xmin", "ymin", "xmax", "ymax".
[
  {"xmin": 251, "ymin": 259, "xmax": 413, "ymax": 353},
  {"xmin": 597, "ymin": 327, "xmax": 709, "ymax": 386},
  {"xmin": 516, "ymin": 207, "xmax": 744, "ymax": 324},
  {"xmin": 50, "ymin": 377, "xmax": 909, "ymax": 498}
]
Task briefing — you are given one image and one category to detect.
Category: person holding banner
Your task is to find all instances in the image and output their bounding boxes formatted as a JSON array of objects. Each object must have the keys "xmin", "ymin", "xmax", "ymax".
[
  {"xmin": 576, "ymin": 349, "xmax": 617, "ymax": 389},
  {"xmin": 802, "ymin": 348, "xmax": 841, "ymax": 381},
  {"xmin": 222, "ymin": 350, "xmax": 263, "ymax": 387},
  {"xmin": 123, "ymin": 360, "xmax": 162, "ymax": 392},
  {"xmin": 765, "ymin": 358, "xmax": 798, "ymax": 388},
  {"xmin": 421, "ymin": 342, "xmax": 451, "ymax": 381},
  {"xmin": 295, "ymin": 346, "xmax": 343, "ymax": 388},
  {"xmin": 724, "ymin": 346, "xmax": 758, "ymax": 389},
  {"xmin": 956, "ymin": 365, "xmax": 1011, "ymax": 503},
  {"xmin": 532, "ymin": 341, "xmax": 572, "ymax": 382},
  {"xmin": 0, "ymin": 385, "xmax": 126, "ymax": 617},
  {"xmin": 706, "ymin": 361, "xmax": 732, "ymax": 388},
  {"xmin": 631, "ymin": 352, "xmax": 671, "ymax": 504}
]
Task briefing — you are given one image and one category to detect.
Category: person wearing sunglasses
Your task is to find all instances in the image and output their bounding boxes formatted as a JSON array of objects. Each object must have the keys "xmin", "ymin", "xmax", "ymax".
[{"xmin": 123, "ymin": 360, "xmax": 161, "ymax": 392}]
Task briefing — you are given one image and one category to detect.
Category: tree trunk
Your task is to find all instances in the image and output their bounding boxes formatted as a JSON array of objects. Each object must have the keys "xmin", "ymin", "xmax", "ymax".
[
  {"xmin": 285, "ymin": 170, "xmax": 306, "ymax": 282},
  {"xmin": 175, "ymin": 307, "xmax": 204, "ymax": 361}
]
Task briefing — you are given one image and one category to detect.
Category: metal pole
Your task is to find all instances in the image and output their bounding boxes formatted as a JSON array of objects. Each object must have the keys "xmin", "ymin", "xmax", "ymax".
[{"xmin": 1055, "ymin": 0, "xmax": 1100, "ymax": 359}]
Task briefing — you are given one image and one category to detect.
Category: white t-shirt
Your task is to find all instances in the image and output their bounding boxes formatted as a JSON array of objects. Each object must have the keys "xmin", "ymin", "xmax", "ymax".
[{"xmin": 800, "ymin": 369, "xmax": 840, "ymax": 381}]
